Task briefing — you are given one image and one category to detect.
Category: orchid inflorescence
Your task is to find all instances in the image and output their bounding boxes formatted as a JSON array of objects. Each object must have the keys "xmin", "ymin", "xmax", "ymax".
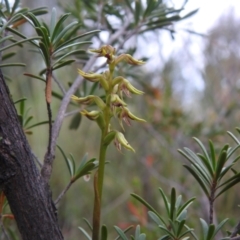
[{"xmin": 71, "ymin": 45, "xmax": 146, "ymax": 152}]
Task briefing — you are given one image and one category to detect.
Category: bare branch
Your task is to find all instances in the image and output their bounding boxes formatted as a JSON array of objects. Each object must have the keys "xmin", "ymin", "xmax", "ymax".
[
  {"xmin": 54, "ymin": 181, "xmax": 73, "ymax": 205},
  {"xmin": 231, "ymin": 221, "xmax": 240, "ymax": 238}
]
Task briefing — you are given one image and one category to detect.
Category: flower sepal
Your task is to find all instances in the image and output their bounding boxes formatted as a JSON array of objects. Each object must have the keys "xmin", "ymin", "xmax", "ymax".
[
  {"xmin": 114, "ymin": 54, "xmax": 145, "ymax": 66},
  {"xmin": 71, "ymin": 95, "xmax": 106, "ymax": 110},
  {"xmin": 117, "ymin": 107, "xmax": 146, "ymax": 130},
  {"xmin": 114, "ymin": 131, "xmax": 135, "ymax": 152}
]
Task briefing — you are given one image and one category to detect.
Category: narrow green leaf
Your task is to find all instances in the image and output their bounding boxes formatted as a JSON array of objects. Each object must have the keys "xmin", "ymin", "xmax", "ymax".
[
  {"xmin": 170, "ymin": 188, "xmax": 176, "ymax": 220},
  {"xmin": 135, "ymin": 225, "xmax": 141, "ymax": 239},
  {"xmin": 176, "ymin": 220, "xmax": 186, "ymax": 237},
  {"xmin": 215, "ymin": 151, "xmax": 227, "ymax": 180},
  {"xmin": 50, "ymin": 7, "xmax": 57, "ymax": 36},
  {"xmin": 214, "ymin": 218, "xmax": 228, "ymax": 236},
  {"xmin": 73, "ymin": 158, "xmax": 97, "ymax": 181},
  {"xmin": 148, "ymin": 211, "xmax": 163, "ymax": 225},
  {"xmin": 0, "ymin": 36, "xmax": 41, "ymax": 52},
  {"xmin": 206, "ymin": 224, "xmax": 215, "ymax": 240},
  {"xmin": 197, "ymin": 154, "xmax": 214, "ymax": 177},
  {"xmin": 52, "ymin": 59, "xmax": 75, "ymax": 71},
  {"xmin": 179, "ymin": 148, "xmax": 209, "ymax": 175},
  {"xmin": 115, "ymin": 226, "xmax": 133, "ymax": 240},
  {"xmin": 55, "ymin": 30, "xmax": 100, "ymax": 51},
  {"xmin": 51, "ymin": 13, "xmax": 71, "ymax": 41},
  {"xmin": 53, "ymin": 49, "xmax": 85, "ymax": 67},
  {"xmin": 57, "ymin": 145, "xmax": 73, "ymax": 177},
  {"xmin": 216, "ymin": 175, "xmax": 240, "ymax": 198},
  {"xmin": 69, "ymin": 113, "xmax": 82, "ymax": 130},
  {"xmin": 0, "ymin": 63, "xmax": 26, "ymax": 68},
  {"xmin": 53, "ymin": 41, "xmax": 91, "ymax": 55},
  {"xmin": 177, "ymin": 198, "xmax": 195, "ymax": 219},
  {"xmin": 209, "ymin": 140, "xmax": 216, "ymax": 170},
  {"xmin": 24, "ymin": 73, "xmax": 46, "ymax": 82},
  {"xmin": 39, "ymin": 42, "xmax": 50, "ymax": 66},
  {"xmin": 101, "ymin": 225, "xmax": 108, "ymax": 240},
  {"xmin": 178, "ymin": 228, "xmax": 194, "ymax": 239},
  {"xmin": 69, "ymin": 154, "xmax": 76, "ymax": 176},
  {"xmin": 200, "ymin": 218, "xmax": 208, "ymax": 240},
  {"xmin": 227, "ymin": 131, "xmax": 240, "ymax": 145},
  {"xmin": 175, "ymin": 195, "xmax": 182, "ymax": 210},
  {"xmin": 2, "ymin": 52, "xmax": 16, "ymax": 61},
  {"xmin": 131, "ymin": 193, "xmax": 166, "ymax": 225},
  {"xmin": 227, "ymin": 145, "xmax": 240, "ymax": 160},
  {"xmin": 11, "ymin": 0, "xmax": 20, "ymax": 15},
  {"xmin": 183, "ymin": 165, "xmax": 209, "ymax": 197},
  {"xmin": 219, "ymin": 164, "xmax": 234, "ymax": 180},
  {"xmin": 0, "ymin": 35, "xmax": 14, "ymax": 44},
  {"xmin": 144, "ymin": 0, "xmax": 157, "ymax": 18},
  {"xmin": 78, "ymin": 227, "xmax": 91, "ymax": 240},
  {"xmin": 193, "ymin": 137, "xmax": 212, "ymax": 167},
  {"xmin": 23, "ymin": 116, "xmax": 33, "ymax": 127},
  {"xmin": 29, "ymin": 7, "xmax": 48, "ymax": 16},
  {"xmin": 134, "ymin": 0, "xmax": 142, "ymax": 24},
  {"xmin": 4, "ymin": 0, "xmax": 10, "ymax": 13},
  {"xmin": 191, "ymin": 163, "xmax": 212, "ymax": 187},
  {"xmin": 14, "ymin": 97, "xmax": 27, "ymax": 105},
  {"xmin": 114, "ymin": 226, "xmax": 128, "ymax": 240},
  {"xmin": 53, "ymin": 21, "xmax": 79, "ymax": 46},
  {"xmin": 26, "ymin": 120, "xmax": 50, "ymax": 129},
  {"xmin": 89, "ymin": 82, "xmax": 99, "ymax": 95},
  {"xmin": 159, "ymin": 188, "xmax": 170, "ymax": 216},
  {"xmin": 25, "ymin": 12, "xmax": 41, "ymax": 27},
  {"xmin": 83, "ymin": 218, "xmax": 93, "ymax": 231},
  {"xmin": 180, "ymin": 9, "xmax": 199, "ymax": 20},
  {"xmin": 159, "ymin": 225, "xmax": 176, "ymax": 238}
]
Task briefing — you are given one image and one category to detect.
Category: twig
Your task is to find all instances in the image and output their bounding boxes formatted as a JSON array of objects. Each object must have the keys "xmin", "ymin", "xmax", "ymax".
[
  {"xmin": 231, "ymin": 221, "xmax": 240, "ymax": 238},
  {"xmin": 41, "ymin": 55, "xmax": 96, "ymax": 183},
  {"xmin": 54, "ymin": 181, "xmax": 73, "ymax": 205},
  {"xmin": 52, "ymin": 73, "xmax": 66, "ymax": 95},
  {"xmin": 231, "ymin": 237, "xmax": 240, "ymax": 240}
]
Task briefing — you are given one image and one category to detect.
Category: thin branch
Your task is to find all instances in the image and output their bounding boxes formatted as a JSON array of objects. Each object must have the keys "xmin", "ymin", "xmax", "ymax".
[
  {"xmin": 231, "ymin": 221, "xmax": 240, "ymax": 238},
  {"xmin": 54, "ymin": 181, "xmax": 73, "ymax": 205},
  {"xmin": 231, "ymin": 237, "xmax": 240, "ymax": 240},
  {"xmin": 52, "ymin": 73, "xmax": 66, "ymax": 95}
]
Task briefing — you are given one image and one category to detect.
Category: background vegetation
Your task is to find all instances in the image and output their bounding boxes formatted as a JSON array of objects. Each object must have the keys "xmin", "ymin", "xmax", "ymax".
[{"xmin": 1, "ymin": 0, "xmax": 240, "ymax": 239}]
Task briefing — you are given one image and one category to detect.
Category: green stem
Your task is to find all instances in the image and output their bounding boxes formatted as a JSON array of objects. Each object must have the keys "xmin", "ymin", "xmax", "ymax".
[
  {"xmin": 92, "ymin": 108, "xmax": 111, "ymax": 240},
  {"xmin": 92, "ymin": 62, "xmax": 114, "ymax": 240}
]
